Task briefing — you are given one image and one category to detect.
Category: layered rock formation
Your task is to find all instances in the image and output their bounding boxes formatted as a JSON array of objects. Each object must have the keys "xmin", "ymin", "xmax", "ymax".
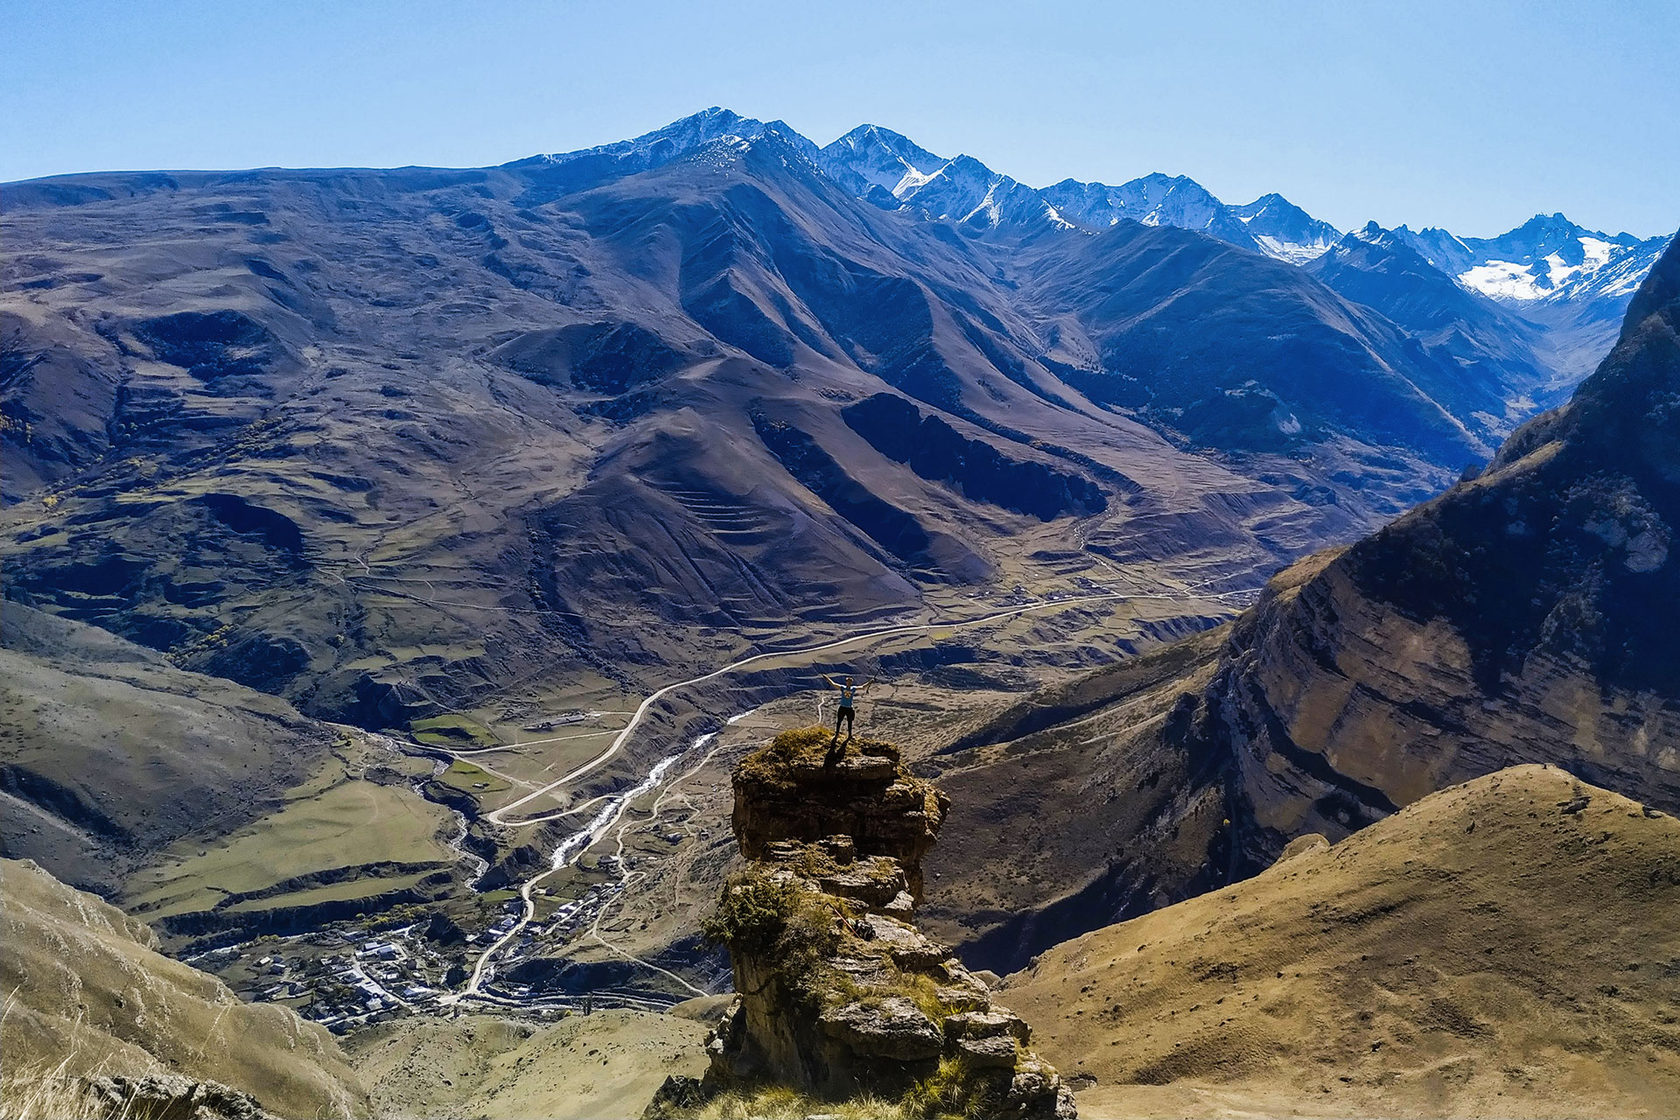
[{"xmin": 656, "ymin": 727, "xmax": 1075, "ymax": 1118}]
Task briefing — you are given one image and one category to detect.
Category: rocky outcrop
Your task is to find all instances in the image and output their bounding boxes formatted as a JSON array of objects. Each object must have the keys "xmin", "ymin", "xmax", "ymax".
[
  {"xmin": 654, "ymin": 727, "xmax": 1075, "ymax": 1118},
  {"xmin": 86, "ymin": 1073, "xmax": 275, "ymax": 1120},
  {"xmin": 732, "ymin": 728, "xmax": 950, "ymax": 904}
]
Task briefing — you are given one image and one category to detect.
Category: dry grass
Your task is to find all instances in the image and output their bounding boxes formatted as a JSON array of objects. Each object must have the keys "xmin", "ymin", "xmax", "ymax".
[
  {"xmin": 1006, "ymin": 765, "xmax": 1680, "ymax": 1119},
  {"xmin": 0, "ymin": 1062, "xmax": 120, "ymax": 1120},
  {"xmin": 694, "ymin": 1085, "xmax": 911, "ymax": 1120},
  {"xmin": 0, "ymin": 1010, "xmax": 133, "ymax": 1120},
  {"xmin": 2, "ymin": 860, "xmax": 369, "ymax": 1119}
]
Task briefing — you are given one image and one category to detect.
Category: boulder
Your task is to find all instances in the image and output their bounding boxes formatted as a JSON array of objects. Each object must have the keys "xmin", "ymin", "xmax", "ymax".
[{"xmin": 819, "ymin": 997, "xmax": 944, "ymax": 1061}]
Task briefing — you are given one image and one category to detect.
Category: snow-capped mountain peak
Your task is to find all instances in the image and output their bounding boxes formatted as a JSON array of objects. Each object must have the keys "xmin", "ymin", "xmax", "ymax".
[
  {"xmin": 816, "ymin": 124, "xmax": 944, "ymax": 197},
  {"xmin": 533, "ymin": 106, "xmax": 768, "ymax": 165},
  {"xmin": 514, "ymin": 108, "xmax": 1663, "ymax": 304},
  {"xmin": 1453, "ymin": 215, "xmax": 1668, "ymax": 304},
  {"xmin": 1040, "ymin": 172, "xmax": 1262, "ymax": 250},
  {"xmin": 1231, "ymin": 193, "xmax": 1342, "ymax": 263}
]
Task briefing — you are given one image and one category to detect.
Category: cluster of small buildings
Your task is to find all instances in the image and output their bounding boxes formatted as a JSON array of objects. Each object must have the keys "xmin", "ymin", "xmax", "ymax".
[
  {"xmin": 211, "ymin": 921, "xmax": 460, "ymax": 1031},
  {"xmin": 205, "ymin": 873, "xmax": 643, "ymax": 1029}
]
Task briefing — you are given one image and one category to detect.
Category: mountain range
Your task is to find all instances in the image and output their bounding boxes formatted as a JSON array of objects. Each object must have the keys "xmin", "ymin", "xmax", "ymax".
[
  {"xmin": 528, "ymin": 107, "xmax": 1668, "ymax": 404},
  {"xmin": 923, "ymin": 233, "xmax": 1680, "ymax": 975},
  {"xmin": 1, "ymin": 104, "xmax": 1676, "ymax": 1119},
  {"xmin": 1, "ymin": 106, "xmax": 1669, "ymax": 910},
  {"xmin": 538, "ymin": 108, "xmax": 1665, "ymax": 315}
]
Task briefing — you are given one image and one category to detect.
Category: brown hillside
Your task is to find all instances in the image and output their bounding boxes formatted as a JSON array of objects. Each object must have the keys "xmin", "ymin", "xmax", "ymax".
[
  {"xmin": 346, "ymin": 1009, "xmax": 708, "ymax": 1120},
  {"xmin": 0, "ymin": 858, "xmax": 369, "ymax": 1119},
  {"xmin": 1003, "ymin": 766, "xmax": 1680, "ymax": 1119}
]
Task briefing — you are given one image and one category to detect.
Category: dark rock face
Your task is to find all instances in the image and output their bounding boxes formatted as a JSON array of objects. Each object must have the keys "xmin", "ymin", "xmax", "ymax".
[
  {"xmin": 87, "ymin": 1073, "xmax": 274, "ymax": 1120},
  {"xmin": 685, "ymin": 727, "xmax": 1075, "ymax": 1119},
  {"xmin": 132, "ymin": 310, "xmax": 289, "ymax": 384}
]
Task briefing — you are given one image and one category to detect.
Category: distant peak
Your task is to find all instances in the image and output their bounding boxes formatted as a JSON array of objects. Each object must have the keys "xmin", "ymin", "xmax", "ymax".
[{"xmin": 668, "ymin": 105, "xmax": 745, "ymax": 127}]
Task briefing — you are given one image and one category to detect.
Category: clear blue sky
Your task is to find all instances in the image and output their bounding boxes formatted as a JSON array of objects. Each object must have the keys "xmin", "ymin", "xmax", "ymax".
[{"xmin": 4, "ymin": 0, "xmax": 1676, "ymax": 237}]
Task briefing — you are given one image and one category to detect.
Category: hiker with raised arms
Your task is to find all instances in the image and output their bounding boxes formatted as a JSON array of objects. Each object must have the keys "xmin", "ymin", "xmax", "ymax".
[{"xmin": 821, "ymin": 672, "xmax": 873, "ymax": 746}]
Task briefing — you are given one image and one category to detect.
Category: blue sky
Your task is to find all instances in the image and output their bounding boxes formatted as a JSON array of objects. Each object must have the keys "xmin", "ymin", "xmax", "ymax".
[{"xmin": 4, "ymin": 0, "xmax": 1676, "ymax": 237}]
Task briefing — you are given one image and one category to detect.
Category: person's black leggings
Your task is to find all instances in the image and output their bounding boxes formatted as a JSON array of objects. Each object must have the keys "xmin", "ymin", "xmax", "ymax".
[{"xmin": 834, "ymin": 705, "xmax": 855, "ymax": 737}]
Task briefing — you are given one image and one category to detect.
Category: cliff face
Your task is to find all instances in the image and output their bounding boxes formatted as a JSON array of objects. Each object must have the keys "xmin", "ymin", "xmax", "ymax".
[
  {"xmin": 659, "ymin": 727, "xmax": 1075, "ymax": 1119},
  {"xmin": 732, "ymin": 729, "xmax": 950, "ymax": 905},
  {"xmin": 1188, "ymin": 234, "xmax": 1680, "ymax": 864}
]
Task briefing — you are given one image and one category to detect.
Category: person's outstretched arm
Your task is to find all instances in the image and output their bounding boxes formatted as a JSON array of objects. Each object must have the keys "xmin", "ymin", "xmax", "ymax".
[{"xmin": 820, "ymin": 673, "xmax": 837, "ymax": 689}]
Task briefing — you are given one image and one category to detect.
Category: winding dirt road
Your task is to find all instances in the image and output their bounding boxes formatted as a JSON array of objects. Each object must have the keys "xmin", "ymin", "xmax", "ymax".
[{"xmin": 448, "ymin": 584, "xmax": 1254, "ymax": 1000}]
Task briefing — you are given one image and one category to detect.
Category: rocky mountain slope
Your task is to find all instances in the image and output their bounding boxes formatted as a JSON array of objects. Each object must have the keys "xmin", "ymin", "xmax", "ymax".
[
  {"xmin": 1308, "ymin": 224, "xmax": 1560, "ymax": 405},
  {"xmin": 921, "ymin": 232, "xmax": 1680, "ymax": 973},
  {"xmin": 0, "ymin": 856, "xmax": 370, "ymax": 1119},
  {"xmin": 1004, "ymin": 766, "xmax": 1680, "ymax": 1119},
  {"xmin": 1197, "ymin": 232, "xmax": 1680, "ymax": 861},
  {"xmin": 3, "ymin": 108, "xmax": 1564, "ymax": 746}
]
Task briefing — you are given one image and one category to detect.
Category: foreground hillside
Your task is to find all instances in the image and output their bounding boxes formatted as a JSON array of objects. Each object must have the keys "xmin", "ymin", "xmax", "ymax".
[
  {"xmin": 0, "ymin": 857, "xmax": 369, "ymax": 1119},
  {"xmin": 1005, "ymin": 766, "xmax": 1680, "ymax": 1119},
  {"xmin": 347, "ymin": 1008, "xmax": 709, "ymax": 1120}
]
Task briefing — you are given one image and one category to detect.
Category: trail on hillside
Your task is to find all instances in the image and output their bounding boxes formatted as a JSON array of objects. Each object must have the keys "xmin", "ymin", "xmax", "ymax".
[{"xmin": 448, "ymin": 583, "xmax": 1255, "ymax": 1004}]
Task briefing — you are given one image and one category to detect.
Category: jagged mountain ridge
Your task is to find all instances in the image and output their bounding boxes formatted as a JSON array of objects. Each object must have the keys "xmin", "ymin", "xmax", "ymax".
[
  {"xmin": 520, "ymin": 109, "xmax": 1665, "ymax": 290},
  {"xmin": 1353, "ymin": 215, "xmax": 1671, "ymax": 385},
  {"xmin": 1307, "ymin": 224, "xmax": 1562, "ymax": 407},
  {"xmin": 512, "ymin": 108, "xmax": 1664, "ymax": 402}
]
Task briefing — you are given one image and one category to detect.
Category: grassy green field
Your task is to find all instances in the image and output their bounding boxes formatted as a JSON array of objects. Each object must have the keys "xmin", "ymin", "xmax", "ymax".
[
  {"xmin": 221, "ymin": 871, "xmax": 437, "ymax": 914},
  {"xmin": 409, "ymin": 713, "xmax": 500, "ymax": 748},
  {"xmin": 123, "ymin": 737, "xmax": 459, "ymax": 921},
  {"xmin": 436, "ymin": 759, "xmax": 511, "ymax": 795}
]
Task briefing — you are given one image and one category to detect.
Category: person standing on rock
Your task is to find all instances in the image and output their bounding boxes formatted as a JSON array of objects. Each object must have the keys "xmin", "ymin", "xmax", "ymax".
[{"xmin": 821, "ymin": 673, "xmax": 873, "ymax": 746}]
